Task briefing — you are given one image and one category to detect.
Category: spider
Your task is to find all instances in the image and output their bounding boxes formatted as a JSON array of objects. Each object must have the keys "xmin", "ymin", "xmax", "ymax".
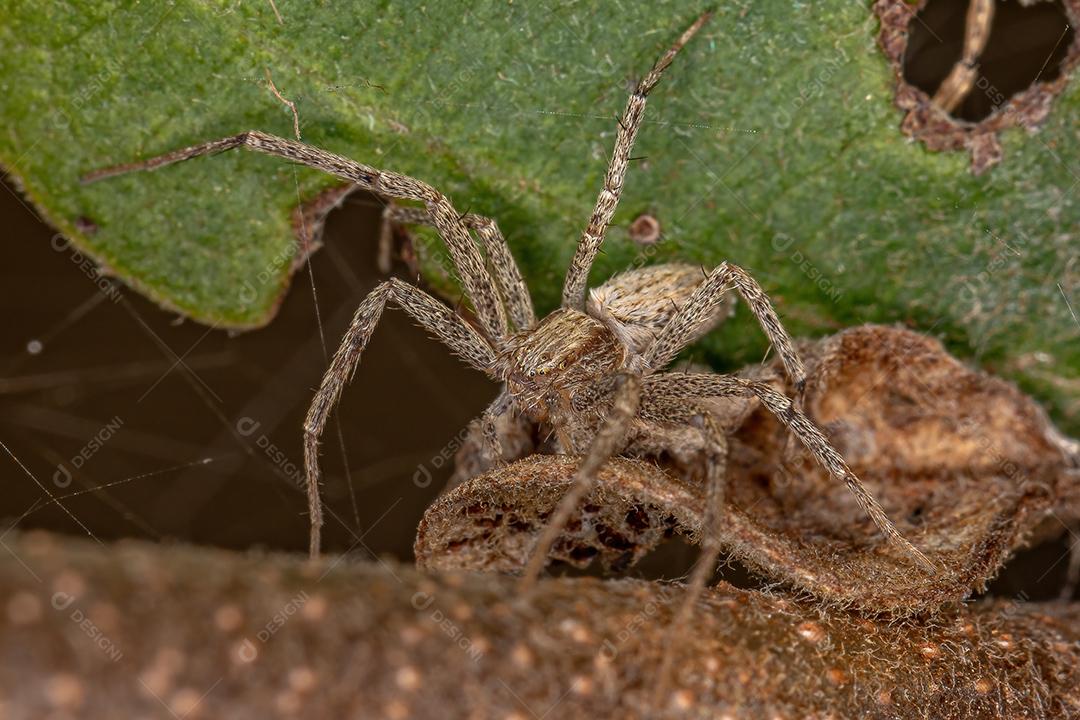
[{"xmin": 84, "ymin": 10, "xmax": 930, "ymax": 705}]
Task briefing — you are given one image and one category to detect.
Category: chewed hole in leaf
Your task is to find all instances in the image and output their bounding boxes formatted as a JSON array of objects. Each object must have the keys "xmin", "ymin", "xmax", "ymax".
[{"xmin": 903, "ymin": 0, "xmax": 1075, "ymax": 122}]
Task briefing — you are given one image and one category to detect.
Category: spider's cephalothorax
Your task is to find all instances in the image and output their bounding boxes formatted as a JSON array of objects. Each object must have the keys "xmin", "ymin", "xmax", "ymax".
[
  {"xmin": 496, "ymin": 309, "xmax": 626, "ymax": 421},
  {"xmin": 84, "ymin": 10, "xmax": 932, "ymax": 711}
]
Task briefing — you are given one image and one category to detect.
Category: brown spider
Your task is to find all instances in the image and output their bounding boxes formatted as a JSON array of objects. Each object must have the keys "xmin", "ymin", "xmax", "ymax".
[{"xmin": 84, "ymin": 10, "xmax": 930, "ymax": 701}]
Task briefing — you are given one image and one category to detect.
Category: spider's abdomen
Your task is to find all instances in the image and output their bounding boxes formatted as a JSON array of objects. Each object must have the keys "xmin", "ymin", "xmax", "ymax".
[
  {"xmin": 496, "ymin": 308, "xmax": 626, "ymax": 412},
  {"xmin": 587, "ymin": 263, "xmax": 736, "ymax": 357}
]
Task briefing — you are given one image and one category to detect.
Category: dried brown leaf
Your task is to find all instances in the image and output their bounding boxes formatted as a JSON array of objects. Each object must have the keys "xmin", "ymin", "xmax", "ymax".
[{"xmin": 418, "ymin": 325, "xmax": 1079, "ymax": 614}]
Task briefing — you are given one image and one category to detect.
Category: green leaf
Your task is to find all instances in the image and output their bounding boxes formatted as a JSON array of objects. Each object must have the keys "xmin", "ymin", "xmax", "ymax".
[{"xmin": 1, "ymin": 1, "xmax": 1077, "ymax": 432}]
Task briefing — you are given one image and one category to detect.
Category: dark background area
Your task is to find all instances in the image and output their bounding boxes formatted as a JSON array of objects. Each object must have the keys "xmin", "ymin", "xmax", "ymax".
[{"xmin": 0, "ymin": 175, "xmax": 495, "ymax": 563}]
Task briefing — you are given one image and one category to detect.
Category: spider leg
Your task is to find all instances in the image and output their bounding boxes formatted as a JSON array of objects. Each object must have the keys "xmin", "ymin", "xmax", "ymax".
[
  {"xmin": 470, "ymin": 388, "xmax": 512, "ymax": 468},
  {"xmin": 646, "ymin": 404, "xmax": 728, "ymax": 710},
  {"xmin": 643, "ymin": 262, "xmax": 807, "ymax": 393},
  {"xmin": 1060, "ymin": 521, "xmax": 1080, "ymax": 601},
  {"xmin": 587, "ymin": 263, "xmax": 736, "ymax": 359},
  {"xmin": 304, "ymin": 278, "xmax": 497, "ymax": 557},
  {"xmin": 480, "ymin": 405, "xmax": 505, "ymax": 466},
  {"xmin": 561, "ymin": 12, "xmax": 711, "ymax": 310},
  {"xmin": 518, "ymin": 373, "xmax": 642, "ymax": 592},
  {"xmin": 932, "ymin": 0, "xmax": 994, "ymax": 114},
  {"xmin": 83, "ymin": 131, "xmax": 509, "ymax": 343},
  {"xmin": 447, "ymin": 389, "xmax": 543, "ymax": 491},
  {"xmin": 643, "ymin": 372, "xmax": 934, "ymax": 570},
  {"xmin": 382, "ymin": 204, "xmax": 536, "ymax": 331},
  {"xmin": 377, "ymin": 202, "xmax": 407, "ymax": 275}
]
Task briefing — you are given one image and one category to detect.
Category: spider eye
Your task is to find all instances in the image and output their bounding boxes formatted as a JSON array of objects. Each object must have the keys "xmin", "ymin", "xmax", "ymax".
[
  {"xmin": 538, "ymin": 368, "xmax": 546, "ymax": 376},
  {"xmin": 527, "ymin": 370, "xmax": 536, "ymax": 378}
]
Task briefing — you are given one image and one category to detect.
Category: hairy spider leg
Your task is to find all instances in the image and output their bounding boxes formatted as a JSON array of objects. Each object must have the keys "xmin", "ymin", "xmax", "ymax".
[{"xmin": 561, "ymin": 12, "xmax": 712, "ymax": 311}]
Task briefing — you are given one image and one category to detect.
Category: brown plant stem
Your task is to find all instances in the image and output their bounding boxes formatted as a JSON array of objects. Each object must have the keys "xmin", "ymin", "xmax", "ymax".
[{"xmin": 1, "ymin": 531, "xmax": 1078, "ymax": 719}]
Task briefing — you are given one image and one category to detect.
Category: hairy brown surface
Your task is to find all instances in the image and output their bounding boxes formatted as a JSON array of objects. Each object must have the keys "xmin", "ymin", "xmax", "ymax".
[
  {"xmin": 418, "ymin": 325, "xmax": 1079, "ymax": 615},
  {"xmin": 1, "ymin": 531, "xmax": 1077, "ymax": 719},
  {"xmin": 418, "ymin": 455, "xmax": 696, "ymax": 575}
]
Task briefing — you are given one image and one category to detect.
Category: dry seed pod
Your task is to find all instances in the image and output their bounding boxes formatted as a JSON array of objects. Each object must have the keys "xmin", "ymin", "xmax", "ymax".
[
  {"xmin": 4, "ymin": 531, "xmax": 1077, "ymax": 719},
  {"xmin": 418, "ymin": 325, "xmax": 1078, "ymax": 614}
]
